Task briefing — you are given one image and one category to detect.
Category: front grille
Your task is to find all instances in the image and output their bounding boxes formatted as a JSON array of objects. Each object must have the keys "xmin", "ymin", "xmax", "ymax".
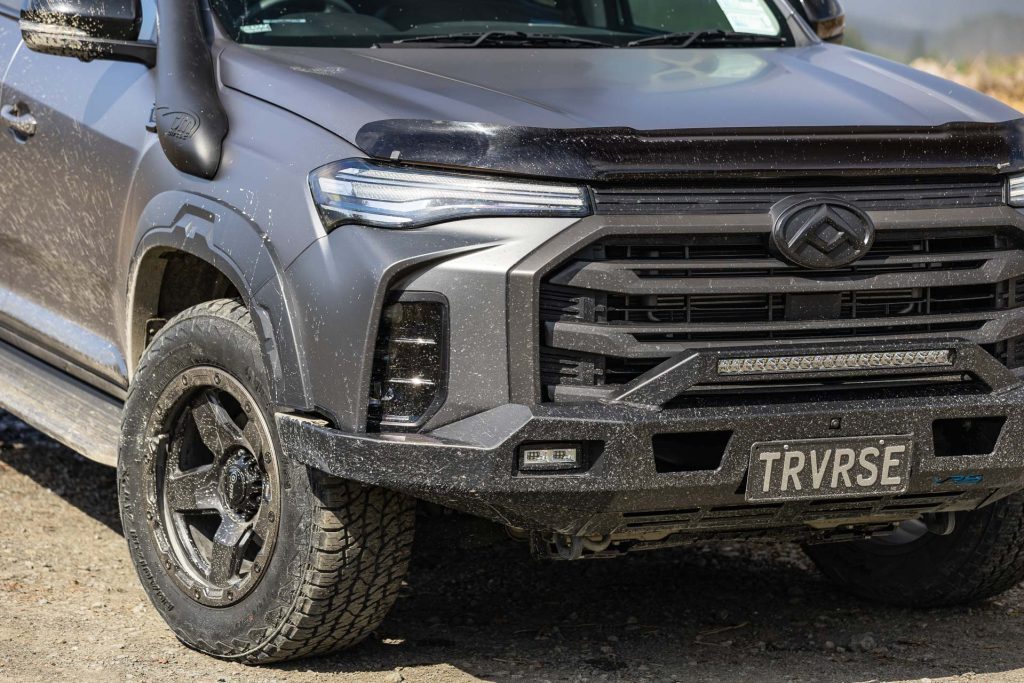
[
  {"xmin": 986, "ymin": 336, "xmax": 1024, "ymax": 370},
  {"xmin": 593, "ymin": 177, "xmax": 1006, "ymax": 215},
  {"xmin": 540, "ymin": 219, "xmax": 1024, "ymax": 399}
]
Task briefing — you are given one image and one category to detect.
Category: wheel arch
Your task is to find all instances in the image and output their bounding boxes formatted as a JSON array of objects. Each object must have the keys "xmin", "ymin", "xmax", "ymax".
[{"xmin": 128, "ymin": 191, "xmax": 312, "ymax": 410}]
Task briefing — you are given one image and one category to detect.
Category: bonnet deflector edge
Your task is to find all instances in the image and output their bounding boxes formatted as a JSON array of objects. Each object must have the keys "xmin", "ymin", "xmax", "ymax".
[{"xmin": 355, "ymin": 119, "xmax": 1024, "ymax": 181}]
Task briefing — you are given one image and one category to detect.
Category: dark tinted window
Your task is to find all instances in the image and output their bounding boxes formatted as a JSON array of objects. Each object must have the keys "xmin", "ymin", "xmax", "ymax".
[{"xmin": 211, "ymin": 0, "xmax": 790, "ymax": 47}]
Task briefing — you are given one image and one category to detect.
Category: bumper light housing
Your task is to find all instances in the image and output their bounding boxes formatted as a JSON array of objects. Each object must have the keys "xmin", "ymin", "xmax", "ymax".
[
  {"xmin": 1010, "ymin": 174, "xmax": 1024, "ymax": 208},
  {"xmin": 310, "ymin": 159, "xmax": 590, "ymax": 229},
  {"xmin": 519, "ymin": 443, "xmax": 584, "ymax": 472},
  {"xmin": 368, "ymin": 297, "xmax": 447, "ymax": 431},
  {"xmin": 718, "ymin": 350, "xmax": 954, "ymax": 376}
]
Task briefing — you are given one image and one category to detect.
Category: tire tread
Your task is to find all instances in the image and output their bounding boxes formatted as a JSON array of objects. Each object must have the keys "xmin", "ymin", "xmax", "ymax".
[
  {"xmin": 807, "ymin": 493, "xmax": 1024, "ymax": 607},
  {"xmin": 121, "ymin": 299, "xmax": 415, "ymax": 665}
]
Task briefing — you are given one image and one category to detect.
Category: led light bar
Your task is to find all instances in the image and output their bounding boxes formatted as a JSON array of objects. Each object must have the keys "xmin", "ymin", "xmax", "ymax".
[
  {"xmin": 717, "ymin": 350, "xmax": 954, "ymax": 376},
  {"xmin": 1010, "ymin": 174, "xmax": 1024, "ymax": 208}
]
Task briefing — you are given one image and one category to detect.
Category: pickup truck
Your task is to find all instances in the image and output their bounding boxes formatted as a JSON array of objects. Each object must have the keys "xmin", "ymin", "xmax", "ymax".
[{"xmin": 2, "ymin": 0, "xmax": 1024, "ymax": 665}]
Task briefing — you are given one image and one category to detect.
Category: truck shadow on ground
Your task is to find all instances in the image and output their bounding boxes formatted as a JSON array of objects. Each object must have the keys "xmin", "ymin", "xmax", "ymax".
[{"xmin": 3, "ymin": 416, "xmax": 1024, "ymax": 683}]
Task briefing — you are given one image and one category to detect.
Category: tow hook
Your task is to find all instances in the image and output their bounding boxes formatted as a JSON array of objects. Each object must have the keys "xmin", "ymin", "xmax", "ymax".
[{"xmin": 924, "ymin": 512, "xmax": 956, "ymax": 536}]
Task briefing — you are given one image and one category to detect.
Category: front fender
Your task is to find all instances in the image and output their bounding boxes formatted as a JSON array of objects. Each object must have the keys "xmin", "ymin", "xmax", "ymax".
[{"xmin": 128, "ymin": 190, "xmax": 312, "ymax": 410}]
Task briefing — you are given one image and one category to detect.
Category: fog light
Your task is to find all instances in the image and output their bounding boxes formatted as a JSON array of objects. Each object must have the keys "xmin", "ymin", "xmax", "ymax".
[
  {"xmin": 368, "ymin": 297, "xmax": 447, "ymax": 431},
  {"xmin": 519, "ymin": 444, "xmax": 583, "ymax": 472},
  {"xmin": 718, "ymin": 349, "xmax": 953, "ymax": 376},
  {"xmin": 1010, "ymin": 174, "xmax": 1024, "ymax": 208}
]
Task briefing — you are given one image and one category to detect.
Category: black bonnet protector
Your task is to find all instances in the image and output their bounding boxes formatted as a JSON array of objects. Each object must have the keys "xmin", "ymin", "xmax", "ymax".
[{"xmin": 356, "ymin": 119, "xmax": 1024, "ymax": 182}]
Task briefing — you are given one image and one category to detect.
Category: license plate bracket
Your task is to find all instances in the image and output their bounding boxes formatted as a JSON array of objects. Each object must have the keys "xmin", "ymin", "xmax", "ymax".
[{"xmin": 745, "ymin": 435, "xmax": 913, "ymax": 503}]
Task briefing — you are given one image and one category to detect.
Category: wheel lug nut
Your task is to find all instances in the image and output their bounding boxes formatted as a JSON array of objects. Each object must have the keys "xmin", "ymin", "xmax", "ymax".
[
  {"xmin": 268, "ymin": 511, "xmax": 275, "ymax": 522},
  {"xmin": 214, "ymin": 374, "xmax": 221, "ymax": 385},
  {"xmin": 244, "ymin": 402, "xmax": 252, "ymax": 413}
]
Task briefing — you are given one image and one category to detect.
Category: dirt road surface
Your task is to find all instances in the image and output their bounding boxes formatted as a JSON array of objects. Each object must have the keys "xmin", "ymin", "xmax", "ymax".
[{"xmin": 3, "ymin": 412, "xmax": 1024, "ymax": 683}]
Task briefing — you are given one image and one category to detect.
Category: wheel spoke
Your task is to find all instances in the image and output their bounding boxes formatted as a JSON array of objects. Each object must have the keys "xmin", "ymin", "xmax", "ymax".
[
  {"xmin": 241, "ymin": 417, "xmax": 265, "ymax": 459},
  {"xmin": 251, "ymin": 502, "xmax": 274, "ymax": 546},
  {"xmin": 208, "ymin": 517, "xmax": 250, "ymax": 584},
  {"xmin": 191, "ymin": 390, "xmax": 249, "ymax": 456},
  {"xmin": 165, "ymin": 464, "xmax": 219, "ymax": 513}
]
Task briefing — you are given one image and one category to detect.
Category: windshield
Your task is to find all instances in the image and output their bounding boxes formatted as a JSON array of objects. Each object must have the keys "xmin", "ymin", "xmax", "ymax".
[{"xmin": 211, "ymin": 0, "xmax": 795, "ymax": 48}]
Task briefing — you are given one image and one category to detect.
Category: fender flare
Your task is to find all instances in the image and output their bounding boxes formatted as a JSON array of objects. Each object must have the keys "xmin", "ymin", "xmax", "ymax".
[{"xmin": 127, "ymin": 191, "xmax": 312, "ymax": 410}]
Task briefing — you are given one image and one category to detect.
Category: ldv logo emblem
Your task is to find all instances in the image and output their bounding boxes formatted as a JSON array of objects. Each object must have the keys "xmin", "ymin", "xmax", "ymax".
[{"xmin": 769, "ymin": 196, "xmax": 876, "ymax": 270}]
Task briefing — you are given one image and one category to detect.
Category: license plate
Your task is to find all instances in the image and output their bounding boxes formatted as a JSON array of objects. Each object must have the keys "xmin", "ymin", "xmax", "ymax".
[{"xmin": 746, "ymin": 435, "xmax": 913, "ymax": 503}]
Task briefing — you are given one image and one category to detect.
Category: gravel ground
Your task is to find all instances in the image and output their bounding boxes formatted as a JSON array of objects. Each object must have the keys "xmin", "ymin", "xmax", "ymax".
[{"xmin": 4, "ymin": 413, "xmax": 1024, "ymax": 682}]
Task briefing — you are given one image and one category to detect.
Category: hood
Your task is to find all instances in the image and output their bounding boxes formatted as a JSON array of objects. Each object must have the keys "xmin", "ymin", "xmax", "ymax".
[
  {"xmin": 221, "ymin": 44, "xmax": 1020, "ymax": 138},
  {"xmin": 219, "ymin": 43, "xmax": 1024, "ymax": 178}
]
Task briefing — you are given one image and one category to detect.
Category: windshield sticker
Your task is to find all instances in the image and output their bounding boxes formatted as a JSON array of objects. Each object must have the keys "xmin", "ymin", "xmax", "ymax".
[
  {"xmin": 240, "ymin": 23, "xmax": 273, "ymax": 34},
  {"xmin": 717, "ymin": 0, "xmax": 781, "ymax": 36}
]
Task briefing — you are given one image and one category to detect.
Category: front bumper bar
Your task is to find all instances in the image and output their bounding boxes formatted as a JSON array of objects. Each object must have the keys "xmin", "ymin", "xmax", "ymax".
[{"xmin": 278, "ymin": 354, "xmax": 1024, "ymax": 536}]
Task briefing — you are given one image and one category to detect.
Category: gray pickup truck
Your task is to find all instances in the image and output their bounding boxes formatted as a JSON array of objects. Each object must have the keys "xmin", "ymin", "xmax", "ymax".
[{"xmin": 2, "ymin": 0, "xmax": 1024, "ymax": 665}]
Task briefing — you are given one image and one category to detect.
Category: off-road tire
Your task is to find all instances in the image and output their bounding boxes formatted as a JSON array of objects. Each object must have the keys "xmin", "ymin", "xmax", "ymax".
[
  {"xmin": 118, "ymin": 299, "xmax": 415, "ymax": 663},
  {"xmin": 806, "ymin": 493, "xmax": 1024, "ymax": 607}
]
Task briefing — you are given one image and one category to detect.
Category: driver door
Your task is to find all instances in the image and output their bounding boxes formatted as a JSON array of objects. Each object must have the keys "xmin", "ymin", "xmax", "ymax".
[{"xmin": 0, "ymin": 0, "xmax": 157, "ymax": 390}]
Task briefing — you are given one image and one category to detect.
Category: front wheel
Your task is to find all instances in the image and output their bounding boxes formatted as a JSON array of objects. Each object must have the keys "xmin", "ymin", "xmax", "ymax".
[
  {"xmin": 806, "ymin": 494, "xmax": 1024, "ymax": 607},
  {"xmin": 118, "ymin": 299, "xmax": 415, "ymax": 663}
]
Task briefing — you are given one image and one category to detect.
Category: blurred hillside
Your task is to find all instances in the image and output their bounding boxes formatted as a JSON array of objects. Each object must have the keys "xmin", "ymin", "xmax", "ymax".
[
  {"xmin": 910, "ymin": 57, "xmax": 1024, "ymax": 113},
  {"xmin": 842, "ymin": 1, "xmax": 1023, "ymax": 112},
  {"xmin": 843, "ymin": 0, "xmax": 1024, "ymax": 61}
]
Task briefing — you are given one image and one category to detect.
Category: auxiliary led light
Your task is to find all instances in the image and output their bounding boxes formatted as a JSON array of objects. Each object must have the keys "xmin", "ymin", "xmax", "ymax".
[
  {"xmin": 519, "ymin": 444, "xmax": 583, "ymax": 472},
  {"xmin": 717, "ymin": 350, "xmax": 953, "ymax": 376},
  {"xmin": 1010, "ymin": 174, "xmax": 1024, "ymax": 208}
]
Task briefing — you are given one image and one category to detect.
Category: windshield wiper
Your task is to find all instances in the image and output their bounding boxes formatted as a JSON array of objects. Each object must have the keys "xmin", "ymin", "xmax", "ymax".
[
  {"xmin": 378, "ymin": 31, "xmax": 613, "ymax": 48},
  {"xmin": 627, "ymin": 30, "xmax": 787, "ymax": 48}
]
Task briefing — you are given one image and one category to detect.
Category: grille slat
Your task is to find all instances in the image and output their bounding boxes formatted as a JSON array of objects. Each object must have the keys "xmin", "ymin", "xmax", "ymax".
[
  {"xmin": 593, "ymin": 178, "xmax": 1006, "ymax": 215},
  {"xmin": 551, "ymin": 314, "xmax": 994, "ymax": 358}
]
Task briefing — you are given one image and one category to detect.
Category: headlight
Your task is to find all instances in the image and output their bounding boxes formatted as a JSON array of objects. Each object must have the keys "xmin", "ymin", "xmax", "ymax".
[
  {"xmin": 1010, "ymin": 174, "xmax": 1024, "ymax": 208},
  {"xmin": 310, "ymin": 159, "xmax": 590, "ymax": 229}
]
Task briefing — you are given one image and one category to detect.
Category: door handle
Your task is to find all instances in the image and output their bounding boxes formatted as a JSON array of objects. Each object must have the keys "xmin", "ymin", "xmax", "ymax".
[{"xmin": 2, "ymin": 103, "xmax": 37, "ymax": 141}]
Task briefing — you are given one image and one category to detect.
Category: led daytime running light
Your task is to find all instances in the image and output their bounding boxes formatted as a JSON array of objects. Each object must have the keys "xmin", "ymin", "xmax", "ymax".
[{"xmin": 311, "ymin": 159, "xmax": 590, "ymax": 229}]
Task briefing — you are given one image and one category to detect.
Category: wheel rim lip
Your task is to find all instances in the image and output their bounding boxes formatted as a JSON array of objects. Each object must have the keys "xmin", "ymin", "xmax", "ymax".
[{"xmin": 146, "ymin": 366, "xmax": 282, "ymax": 608}]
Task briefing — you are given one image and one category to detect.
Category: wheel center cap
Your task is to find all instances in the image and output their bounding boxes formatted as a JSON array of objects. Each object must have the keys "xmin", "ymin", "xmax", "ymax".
[{"xmin": 219, "ymin": 451, "xmax": 263, "ymax": 519}]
